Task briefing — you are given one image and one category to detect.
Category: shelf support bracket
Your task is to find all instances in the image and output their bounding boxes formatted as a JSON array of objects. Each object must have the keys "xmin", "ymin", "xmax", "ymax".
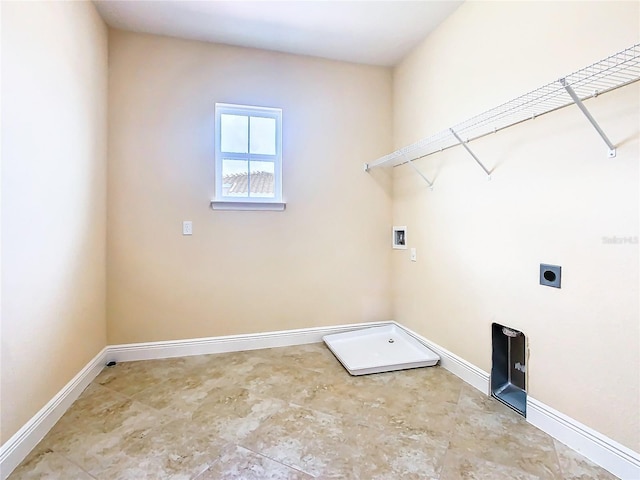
[
  {"xmin": 560, "ymin": 78, "xmax": 616, "ymax": 158},
  {"xmin": 450, "ymin": 128, "xmax": 491, "ymax": 179},
  {"xmin": 405, "ymin": 155, "xmax": 434, "ymax": 190}
]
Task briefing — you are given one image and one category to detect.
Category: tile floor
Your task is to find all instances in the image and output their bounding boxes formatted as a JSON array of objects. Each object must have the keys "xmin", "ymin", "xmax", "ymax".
[{"xmin": 9, "ymin": 343, "xmax": 617, "ymax": 479}]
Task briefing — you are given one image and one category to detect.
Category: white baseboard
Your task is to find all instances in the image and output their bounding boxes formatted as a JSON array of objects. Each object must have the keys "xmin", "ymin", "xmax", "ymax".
[
  {"xmin": 395, "ymin": 322, "xmax": 490, "ymax": 394},
  {"xmin": 0, "ymin": 348, "xmax": 107, "ymax": 480},
  {"xmin": 527, "ymin": 397, "xmax": 640, "ymax": 479},
  {"xmin": 395, "ymin": 323, "xmax": 639, "ymax": 480},
  {"xmin": 106, "ymin": 321, "xmax": 390, "ymax": 363},
  {"xmin": 3, "ymin": 322, "xmax": 638, "ymax": 480}
]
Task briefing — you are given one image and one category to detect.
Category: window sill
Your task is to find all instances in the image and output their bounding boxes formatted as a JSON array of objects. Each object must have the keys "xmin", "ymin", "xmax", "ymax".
[{"xmin": 210, "ymin": 201, "xmax": 286, "ymax": 211}]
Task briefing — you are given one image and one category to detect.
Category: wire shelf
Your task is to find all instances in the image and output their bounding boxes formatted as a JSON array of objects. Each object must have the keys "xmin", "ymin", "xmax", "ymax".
[{"xmin": 366, "ymin": 43, "xmax": 640, "ymax": 171}]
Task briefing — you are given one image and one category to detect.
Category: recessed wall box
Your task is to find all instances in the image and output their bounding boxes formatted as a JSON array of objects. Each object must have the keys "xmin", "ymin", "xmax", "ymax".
[{"xmin": 491, "ymin": 323, "xmax": 527, "ymax": 417}]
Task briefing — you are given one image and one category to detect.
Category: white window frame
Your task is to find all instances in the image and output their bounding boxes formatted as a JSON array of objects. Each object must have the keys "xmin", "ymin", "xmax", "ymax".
[{"xmin": 212, "ymin": 103, "xmax": 284, "ymax": 211}]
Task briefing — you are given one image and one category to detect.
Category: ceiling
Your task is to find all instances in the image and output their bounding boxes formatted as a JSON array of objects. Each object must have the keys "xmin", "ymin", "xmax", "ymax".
[{"xmin": 94, "ymin": 1, "xmax": 463, "ymax": 67}]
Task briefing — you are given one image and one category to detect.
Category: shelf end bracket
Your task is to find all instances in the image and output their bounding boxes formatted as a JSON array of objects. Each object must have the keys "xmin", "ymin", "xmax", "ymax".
[
  {"xmin": 450, "ymin": 128, "xmax": 492, "ymax": 178},
  {"xmin": 560, "ymin": 78, "xmax": 616, "ymax": 158}
]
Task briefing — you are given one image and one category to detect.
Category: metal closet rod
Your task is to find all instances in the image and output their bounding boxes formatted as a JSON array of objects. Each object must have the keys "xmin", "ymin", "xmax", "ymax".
[
  {"xmin": 381, "ymin": 100, "xmax": 589, "ymax": 169},
  {"xmin": 364, "ymin": 43, "xmax": 640, "ymax": 175}
]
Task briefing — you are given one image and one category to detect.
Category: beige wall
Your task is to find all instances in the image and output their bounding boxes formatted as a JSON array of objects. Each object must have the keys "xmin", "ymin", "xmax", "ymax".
[
  {"xmin": 392, "ymin": 1, "xmax": 639, "ymax": 451},
  {"xmin": 1, "ymin": 1, "xmax": 108, "ymax": 442},
  {"xmin": 107, "ymin": 31, "xmax": 393, "ymax": 344}
]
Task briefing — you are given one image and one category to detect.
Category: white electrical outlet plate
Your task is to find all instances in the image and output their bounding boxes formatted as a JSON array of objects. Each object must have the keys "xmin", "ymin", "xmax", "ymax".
[
  {"xmin": 182, "ymin": 221, "xmax": 193, "ymax": 235},
  {"xmin": 410, "ymin": 248, "xmax": 417, "ymax": 262}
]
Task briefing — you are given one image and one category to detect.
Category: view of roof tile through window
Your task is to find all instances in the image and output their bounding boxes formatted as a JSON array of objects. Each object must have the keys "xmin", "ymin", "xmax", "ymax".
[
  {"xmin": 368, "ymin": 43, "xmax": 640, "ymax": 169},
  {"xmin": 223, "ymin": 171, "xmax": 274, "ymax": 195}
]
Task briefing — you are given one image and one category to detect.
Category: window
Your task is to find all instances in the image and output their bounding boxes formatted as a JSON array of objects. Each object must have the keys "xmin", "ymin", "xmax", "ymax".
[{"xmin": 213, "ymin": 103, "xmax": 283, "ymax": 210}]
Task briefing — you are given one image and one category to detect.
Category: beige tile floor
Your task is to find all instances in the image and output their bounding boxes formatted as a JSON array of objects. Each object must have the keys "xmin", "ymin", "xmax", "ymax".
[{"xmin": 9, "ymin": 343, "xmax": 617, "ymax": 479}]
